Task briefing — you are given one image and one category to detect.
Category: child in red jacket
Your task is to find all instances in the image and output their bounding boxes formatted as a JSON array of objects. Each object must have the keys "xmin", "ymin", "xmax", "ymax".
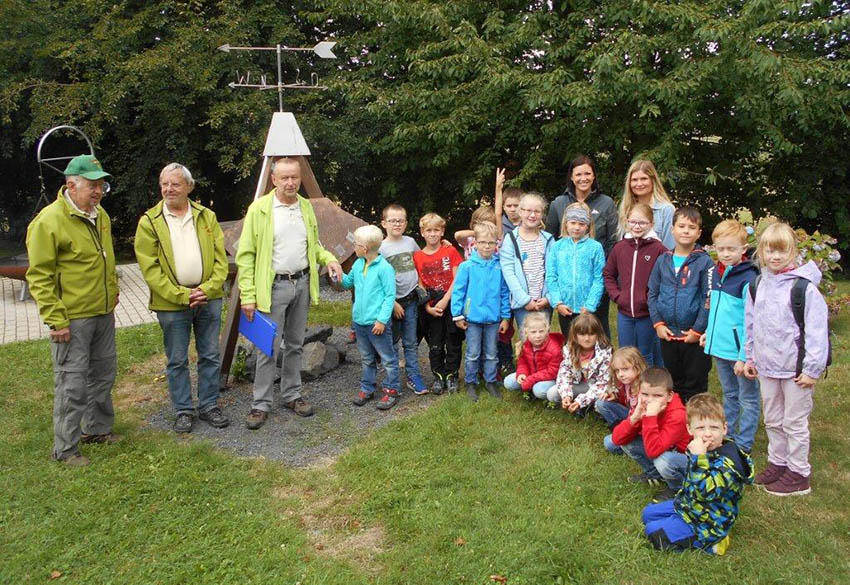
[
  {"xmin": 607, "ymin": 367, "xmax": 692, "ymax": 501},
  {"xmin": 503, "ymin": 311, "xmax": 563, "ymax": 403}
]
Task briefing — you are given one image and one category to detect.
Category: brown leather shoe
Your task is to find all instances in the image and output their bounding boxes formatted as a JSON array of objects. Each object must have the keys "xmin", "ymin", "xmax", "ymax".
[
  {"xmin": 81, "ymin": 432, "xmax": 123, "ymax": 444},
  {"xmin": 53, "ymin": 453, "xmax": 91, "ymax": 467},
  {"xmin": 283, "ymin": 397, "xmax": 314, "ymax": 417},
  {"xmin": 245, "ymin": 409, "xmax": 268, "ymax": 430}
]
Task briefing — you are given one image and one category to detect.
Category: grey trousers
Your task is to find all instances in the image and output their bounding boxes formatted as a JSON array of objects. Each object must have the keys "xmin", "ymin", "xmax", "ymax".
[
  {"xmin": 51, "ymin": 313, "xmax": 117, "ymax": 460},
  {"xmin": 252, "ymin": 276, "xmax": 309, "ymax": 411}
]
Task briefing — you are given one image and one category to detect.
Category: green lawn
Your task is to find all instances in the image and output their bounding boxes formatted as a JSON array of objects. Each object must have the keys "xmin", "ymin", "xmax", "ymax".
[{"xmin": 1, "ymin": 289, "xmax": 849, "ymax": 584}]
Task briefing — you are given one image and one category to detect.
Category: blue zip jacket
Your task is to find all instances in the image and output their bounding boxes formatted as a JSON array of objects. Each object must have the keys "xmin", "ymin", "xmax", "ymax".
[
  {"xmin": 647, "ymin": 247, "xmax": 712, "ymax": 337},
  {"xmin": 544, "ymin": 235, "xmax": 605, "ymax": 312},
  {"xmin": 451, "ymin": 251, "xmax": 511, "ymax": 324},
  {"xmin": 342, "ymin": 254, "xmax": 396, "ymax": 326},
  {"xmin": 703, "ymin": 260, "xmax": 758, "ymax": 362},
  {"xmin": 499, "ymin": 228, "xmax": 554, "ymax": 309}
]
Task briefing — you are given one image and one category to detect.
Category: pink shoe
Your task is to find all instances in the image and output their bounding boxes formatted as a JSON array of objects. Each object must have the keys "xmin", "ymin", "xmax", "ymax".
[
  {"xmin": 764, "ymin": 470, "xmax": 811, "ymax": 496},
  {"xmin": 754, "ymin": 462, "xmax": 787, "ymax": 486}
]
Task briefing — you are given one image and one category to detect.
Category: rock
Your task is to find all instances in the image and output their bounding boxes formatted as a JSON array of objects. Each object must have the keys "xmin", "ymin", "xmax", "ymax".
[
  {"xmin": 304, "ymin": 325, "xmax": 333, "ymax": 345},
  {"xmin": 325, "ymin": 341, "xmax": 348, "ymax": 364},
  {"xmin": 301, "ymin": 341, "xmax": 326, "ymax": 380},
  {"xmin": 321, "ymin": 344, "xmax": 340, "ymax": 374}
]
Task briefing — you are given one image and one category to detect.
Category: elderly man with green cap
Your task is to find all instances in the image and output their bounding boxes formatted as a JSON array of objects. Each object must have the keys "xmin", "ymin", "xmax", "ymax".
[{"xmin": 26, "ymin": 154, "xmax": 121, "ymax": 467}]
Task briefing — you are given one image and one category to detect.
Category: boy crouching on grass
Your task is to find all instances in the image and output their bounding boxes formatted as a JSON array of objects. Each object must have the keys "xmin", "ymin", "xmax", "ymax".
[
  {"xmin": 342, "ymin": 225, "xmax": 401, "ymax": 411},
  {"xmin": 451, "ymin": 221, "xmax": 511, "ymax": 402},
  {"xmin": 608, "ymin": 367, "xmax": 691, "ymax": 501},
  {"xmin": 642, "ymin": 393, "xmax": 753, "ymax": 555}
]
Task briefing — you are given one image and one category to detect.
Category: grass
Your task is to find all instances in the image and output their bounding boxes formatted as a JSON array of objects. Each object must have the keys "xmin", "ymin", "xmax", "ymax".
[{"xmin": 1, "ymin": 285, "xmax": 849, "ymax": 584}]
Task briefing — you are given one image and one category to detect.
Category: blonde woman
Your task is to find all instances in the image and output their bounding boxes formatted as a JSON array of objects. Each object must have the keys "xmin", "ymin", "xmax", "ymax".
[{"xmin": 617, "ymin": 159, "xmax": 675, "ymax": 249}]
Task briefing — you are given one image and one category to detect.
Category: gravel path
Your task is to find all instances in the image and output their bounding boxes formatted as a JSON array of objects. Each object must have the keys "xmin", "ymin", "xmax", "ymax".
[{"xmin": 146, "ymin": 325, "xmax": 441, "ymax": 467}]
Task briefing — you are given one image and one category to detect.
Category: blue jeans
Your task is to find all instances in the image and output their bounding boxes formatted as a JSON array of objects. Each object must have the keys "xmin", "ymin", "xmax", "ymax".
[
  {"xmin": 620, "ymin": 437, "xmax": 689, "ymax": 489},
  {"xmin": 355, "ymin": 323, "xmax": 400, "ymax": 393},
  {"xmin": 595, "ymin": 400, "xmax": 630, "ymax": 427},
  {"xmin": 392, "ymin": 297, "xmax": 422, "ymax": 379},
  {"xmin": 715, "ymin": 357, "xmax": 761, "ymax": 452},
  {"xmin": 603, "ymin": 433, "xmax": 623, "ymax": 455},
  {"xmin": 157, "ymin": 298, "xmax": 222, "ymax": 415},
  {"xmin": 617, "ymin": 313, "xmax": 663, "ymax": 366},
  {"xmin": 503, "ymin": 373, "xmax": 558, "ymax": 402},
  {"xmin": 464, "ymin": 322, "xmax": 499, "ymax": 384}
]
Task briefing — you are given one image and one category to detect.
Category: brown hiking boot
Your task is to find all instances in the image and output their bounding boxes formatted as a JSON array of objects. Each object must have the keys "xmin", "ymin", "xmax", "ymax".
[
  {"xmin": 754, "ymin": 462, "xmax": 787, "ymax": 486},
  {"xmin": 245, "ymin": 409, "xmax": 268, "ymax": 430},
  {"xmin": 81, "ymin": 432, "xmax": 123, "ymax": 445},
  {"xmin": 283, "ymin": 397, "xmax": 314, "ymax": 417}
]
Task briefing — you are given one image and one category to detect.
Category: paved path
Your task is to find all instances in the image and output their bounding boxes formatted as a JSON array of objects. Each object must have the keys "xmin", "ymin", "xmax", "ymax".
[{"xmin": 0, "ymin": 263, "xmax": 156, "ymax": 345}]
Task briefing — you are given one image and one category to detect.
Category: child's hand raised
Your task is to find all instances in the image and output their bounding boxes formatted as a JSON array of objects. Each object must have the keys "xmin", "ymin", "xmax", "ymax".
[
  {"xmin": 629, "ymin": 401, "xmax": 645, "ymax": 425},
  {"xmin": 687, "ymin": 436, "xmax": 707, "ymax": 455},
  {"xmin": 495, "ymin": 168, "xmax": 506, "ymax": 193},
  {"xmin": 644, "ymin": 396, "xmax": 666, "ymax": 417}
]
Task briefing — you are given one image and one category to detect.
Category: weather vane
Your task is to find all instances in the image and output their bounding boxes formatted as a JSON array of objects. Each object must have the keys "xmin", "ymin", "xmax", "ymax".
[{"xmin": 217, "ymin": 41, "xmax": 337, "ymax": 111}]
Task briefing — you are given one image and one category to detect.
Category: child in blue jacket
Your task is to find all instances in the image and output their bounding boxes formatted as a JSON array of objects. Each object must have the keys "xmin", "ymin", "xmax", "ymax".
[
  {"xmin": 700, "ymin": 220, "xmax": 760, "ymax": 452},
  {"xmin": 452, "ymin": 221, "xmax": 511, "ymax": 402},
  {"xmin": 648, "ymin": 206, "xmax": 713, "ymax": 403}
]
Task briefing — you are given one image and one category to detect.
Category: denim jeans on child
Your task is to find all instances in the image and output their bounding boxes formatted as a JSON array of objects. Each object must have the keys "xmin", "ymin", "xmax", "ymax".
[
  {"xmin": 617, "ymin": 313, "xmax": 663, "ymax": 366},
  {"xmin": 715, "ymin": 357, "xmax": 761, "ymax": 452},
  {"xmin": 392, "ymin": 296, "xmax": 422, "ymax": 379},
  {"xmin": 354, "ymin": 323, "xmax": 400, "ymax": 394},
  {"xmin": 595, "ymin": 400, "xmax": 630, "ymax": 427},
  {"xmin": 503, "ymin": 373, "xmax": 558, "ymax": 402},
  {"xmin": 620, "ymin": 437, "xmax": 689, "ymax": 489},
  {"xmin": 464, "ymin": 322, "xmax": 499, "ymax": 384},
  {"xmin": 156, "ymin": 298, "xmax": 223, "ymax": 416}
]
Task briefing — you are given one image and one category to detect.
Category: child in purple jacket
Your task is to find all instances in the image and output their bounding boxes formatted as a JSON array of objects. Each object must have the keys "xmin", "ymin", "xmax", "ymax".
[{"xmin": 744, "ymin": 223, "xmax": 829, "ymax": 497}]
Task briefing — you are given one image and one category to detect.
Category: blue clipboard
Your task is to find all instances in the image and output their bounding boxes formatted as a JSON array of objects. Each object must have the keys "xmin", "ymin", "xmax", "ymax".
[{"xmin": 238, "ymin": 311, "xmax": 278, "ymax": 358}]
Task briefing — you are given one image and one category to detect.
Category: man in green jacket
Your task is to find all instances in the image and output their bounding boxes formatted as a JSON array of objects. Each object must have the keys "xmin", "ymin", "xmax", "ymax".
[
  {"xmin": 135, "ymin": 163, "xmax": 230, "ymax": 434},
  {"xmin": 236, "ymin": 157, "xmax": 343, "ymax": 429},
  {"xmin": 26, "ymin": 154, "xmax": 121, "ymax": 467}
]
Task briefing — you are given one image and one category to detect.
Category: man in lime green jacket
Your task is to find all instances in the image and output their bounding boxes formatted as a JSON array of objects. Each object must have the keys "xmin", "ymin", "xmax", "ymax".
[
  {"xmin": 26, "ymin": 154, "xmax": 121, "ymax": 467},
  {"xmin": 236, "ymin": 157, "xmax": 342, "ymax": 429},
  {"xmin": 134, "ymin": 163, "xmax": 230, "ymax": 434}
]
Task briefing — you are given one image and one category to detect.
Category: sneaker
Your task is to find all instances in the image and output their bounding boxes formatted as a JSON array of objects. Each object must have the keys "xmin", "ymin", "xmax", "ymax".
[
  {"xmin": 245, "ymin": 409, "xmax": 268, "ymax": 430},
  {"xmin": 199, "ymin": 407, "xmax": 230, "ymax": 428},
  {"xmin": 376, "ymin": 388, "xmax": 400, "ymax": 410},
  {"xmin": 80, "ymin": 432, "xmax": 124, "ymax": 444},
  {"xmin": 431, "ymin": 373, "xmax": 445, "ymax": 395},
  {"xmin": 764, "ymin": 470, "xmax": 811, "ymax": 496},
  {"xmin": 755, "ymin": 462, "xmax": 788, "ymax": 486},
  {"xmin": 485, "ymin": 382, "xmax": 501, "ymax": 400},
  {"xmin": 61, "ymin": 453, "xmax": 91, "ymax": 467},
  {"xmin": 628, "ymin": 472, "xmax": 664, "ymax": 488},
  {"xmin": 407, "ymin": 374, "xmax": 429, "ymax": 395},
  {"xmin": 445, "ymin": 374, "xmax": 459, "ymax": 393},
  {"xmin": 173, "ymin": 413, "xmax": 194, "ymax": 434},
  {"xmin": 352, "ymin": 390, "xmax": 374, "ymax": 406},
  {"xmin": 652, "ymin": 486, "xmax": 679, "ymax": 502},
  {"xmin": 710, "ymin": 535, "xmax": 731, "ymax": 556},
  {"xmin": 284, "ymin": 397, "xmax": 314, "ymax": 417},
  {"xmin": 465, "ymin": 382, "xmax": 478, "ymax": 402}
]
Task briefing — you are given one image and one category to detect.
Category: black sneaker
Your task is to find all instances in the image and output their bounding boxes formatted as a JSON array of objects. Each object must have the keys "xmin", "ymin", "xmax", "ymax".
[
  {"xmin": 431, "ymin": 373, "xmax": 445, "ymax": 395},
  {"xmin": 485, "ymin": 382, "xmax": 501, "ymax": 400},
  {"xmin": 199, "ymin": 407, "xmax": 230, "ymax": 428},
  {"xmin": 173, "ymin": 413, "xmax": 194, "ymax": 434},
  {"xmin": 652, "ymin": 486, "xmax": 679, "ymax": 502},
  {"xmin": 352, "ymin": 390, "xmax": 374, "ymax": 406},
  {"xmin": 465, "ymin": 382, "xmax": 478, "ymax": 402},
  {"xmin": 445, "ymin": 374, "xmax": 459, "ymax": 393},
  {"xmin": 628, "ymin": 472, "xmax": 664, "ymax": 488}
]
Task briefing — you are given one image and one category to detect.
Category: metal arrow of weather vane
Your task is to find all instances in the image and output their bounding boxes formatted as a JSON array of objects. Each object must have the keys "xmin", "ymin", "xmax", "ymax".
[{"xmin": 218, "ymin": 41, "xmax": 337, "ymax": 111}]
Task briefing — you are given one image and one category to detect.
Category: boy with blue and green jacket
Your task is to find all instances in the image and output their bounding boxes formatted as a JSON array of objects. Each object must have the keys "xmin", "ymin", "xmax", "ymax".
[{"xmin": 700, "ymin": 220, "xmax": 760, "ymax": 452}]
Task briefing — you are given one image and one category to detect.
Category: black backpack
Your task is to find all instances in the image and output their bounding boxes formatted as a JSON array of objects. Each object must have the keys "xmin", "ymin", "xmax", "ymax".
[{"xmin": 749, "ymin": 275, "xmax": 832, "ymax": 377}]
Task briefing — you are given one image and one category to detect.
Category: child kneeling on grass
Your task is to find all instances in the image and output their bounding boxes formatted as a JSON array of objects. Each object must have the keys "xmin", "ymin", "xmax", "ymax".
[
  {"xmin": 503, "ymin": 311, "xmax": 564, "ymax": 402},
  {"xmin": 553, "ymin": 313, "xmax": 612, "ymax": 412},
  {"xmin": 642, "ymin": 393, "xmax": 753, "ymax": 555},
  {"xmin": 595, "ymin": 346, "xmax": 647, "ymax": 428},
  {"xmin": 343, "ymin": 225, "xmax": 402, "ymax": 411},
  {"xmin": 608, "ymin": 367, "xmax": 691, "ymax": 501}
]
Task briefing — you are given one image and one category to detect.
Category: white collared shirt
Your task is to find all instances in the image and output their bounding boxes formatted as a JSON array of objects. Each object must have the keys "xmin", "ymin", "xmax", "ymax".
[
  {"xmin": 63, "ymin": 190, "xmax": 98, "ymax": 224},
  {"xmin": 163, "ymin": 203, "xmax": 204, "ymax": 286},
  {"xmin": 272, "ymin": 197, "xmax": 308, "ymax": 274}
]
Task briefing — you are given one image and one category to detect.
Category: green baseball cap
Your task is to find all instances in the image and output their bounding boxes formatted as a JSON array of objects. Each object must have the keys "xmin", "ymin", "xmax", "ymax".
[{"xmin": 63, "ymin": 154, "xmax": 112, "ymax": 180}]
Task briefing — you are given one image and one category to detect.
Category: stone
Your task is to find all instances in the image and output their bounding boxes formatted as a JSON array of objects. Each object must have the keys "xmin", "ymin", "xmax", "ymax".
[
  {"xmin": 301, "ymin": 341, "xmax": 326, "ymax": 380},
  {"xmin": 320, "ymin": 344, "xmax": 340, "ymax": 374},
  {"xmin": 325, "ymin": 341, "xmax": 347, "ymax": 364},
  {"xmin": 304, "ymin": 325, "xmax": 333, "ymax": 345}
]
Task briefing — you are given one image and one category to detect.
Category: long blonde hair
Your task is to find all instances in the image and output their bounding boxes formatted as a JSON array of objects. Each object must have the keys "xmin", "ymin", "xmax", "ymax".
[
  {"xmin": 618, "ymin": 160, "xmax": 673, "ymax": 237},
  {"xmin": 609, "ymin": 347, "xmax": 647, "ymax": 391}
]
